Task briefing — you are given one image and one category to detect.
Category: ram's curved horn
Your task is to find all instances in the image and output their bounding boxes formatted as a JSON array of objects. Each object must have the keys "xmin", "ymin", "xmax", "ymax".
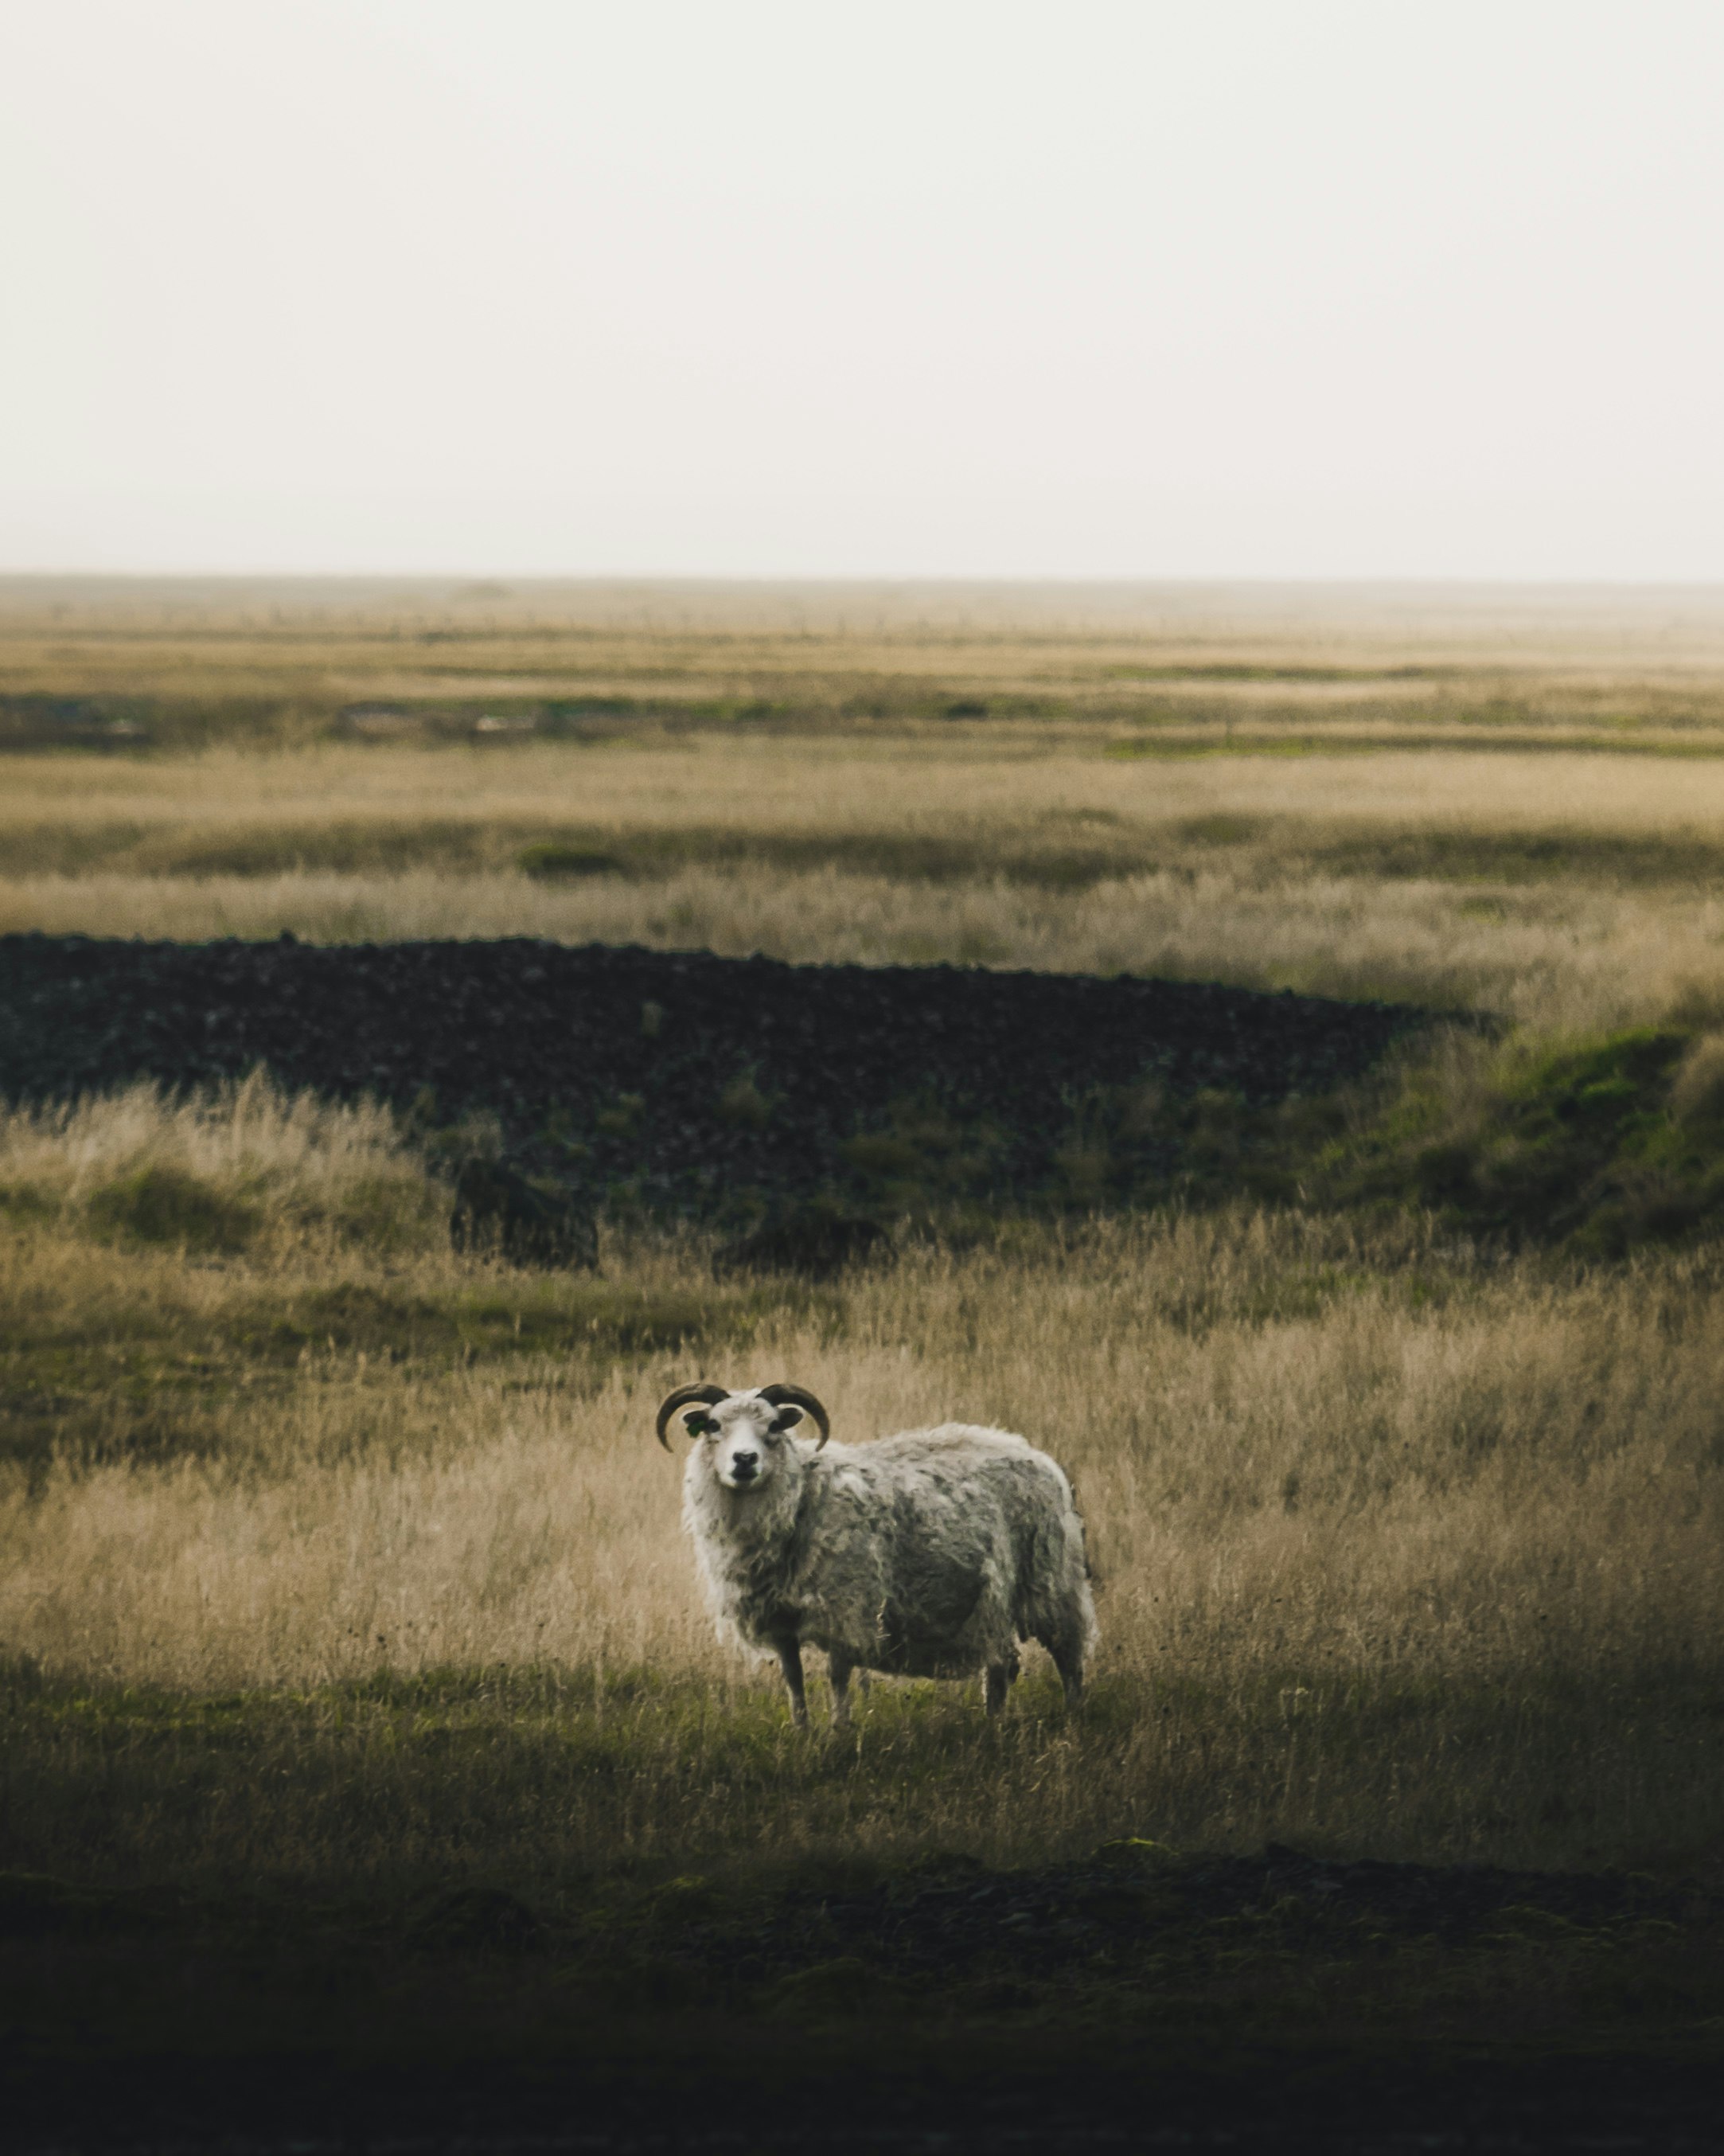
[
  {"xmin": 756, "ymin": 1383, "xmax": 831, "ymax": 1450},
  {"xmin": 655, "ymin": 1382, "xmax": 729, "ymax": 1451}
]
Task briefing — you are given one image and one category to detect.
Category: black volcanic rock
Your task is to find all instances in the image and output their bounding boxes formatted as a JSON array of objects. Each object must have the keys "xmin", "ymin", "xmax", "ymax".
[
  {"xmin": 448, "ymin": 1158, "xmax": 599, "ymax": 1269},
  {"xmin": 0, "ymin": 935, "xmax": 1426, "ymax": 1217},
  {"xmin": 712, "ymin": 1202, "xmax": 890, "ymax": 1280}
]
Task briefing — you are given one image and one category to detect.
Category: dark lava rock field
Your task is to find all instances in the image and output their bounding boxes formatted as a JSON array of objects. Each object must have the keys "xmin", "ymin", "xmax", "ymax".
[{"xmin": 0, "ymin": 935, "xmax": 1425, "ymax": 1218}]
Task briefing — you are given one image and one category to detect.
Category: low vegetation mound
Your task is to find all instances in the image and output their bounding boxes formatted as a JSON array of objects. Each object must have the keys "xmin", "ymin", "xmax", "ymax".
[{"xmin": 1344, "ymin": 1025, "xmax": 1724, "ymax": 1256}]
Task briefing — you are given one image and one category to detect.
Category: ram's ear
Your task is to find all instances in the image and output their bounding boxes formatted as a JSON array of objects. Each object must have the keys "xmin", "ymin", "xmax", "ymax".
[
  {"xmin": 770, "ymin": 1405, "xmax": 804, "ymax": 1433},
  {"xmin": 681, "ymin": 1408, "xmax": 715, "ymax": 1436}
]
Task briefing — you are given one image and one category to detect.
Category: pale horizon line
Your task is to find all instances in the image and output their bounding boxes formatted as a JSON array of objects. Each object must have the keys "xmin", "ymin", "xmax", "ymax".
[{"xmin": 8, "ymin": 569, "xmax": 1724, "ymax": 596}]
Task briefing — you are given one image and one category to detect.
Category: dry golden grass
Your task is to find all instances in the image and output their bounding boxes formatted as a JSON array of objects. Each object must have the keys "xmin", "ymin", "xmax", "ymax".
[
  {"xmin": 0, "ymin": 1065, "xmax": 420, "ymax": 1210},
  {"xmin": 7, "ymin": 739, "xmax": 1724, "ymax": 1030},
  {"xmin": 2, "ymin": 1089, "xmax": 1721, "ymax": 1881}
]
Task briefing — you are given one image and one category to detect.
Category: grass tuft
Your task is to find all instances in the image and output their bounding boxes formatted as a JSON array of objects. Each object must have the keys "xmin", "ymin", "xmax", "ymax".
[{"xmin": 84, "ymin": 1163, "xmax": 259, "ymax": 1253}]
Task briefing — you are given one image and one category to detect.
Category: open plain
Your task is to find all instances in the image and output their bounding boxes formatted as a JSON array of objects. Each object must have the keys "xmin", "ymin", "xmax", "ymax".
[{"xmin": 2, "ymin": 581, "xmax": 1723, "ymax": 2145}]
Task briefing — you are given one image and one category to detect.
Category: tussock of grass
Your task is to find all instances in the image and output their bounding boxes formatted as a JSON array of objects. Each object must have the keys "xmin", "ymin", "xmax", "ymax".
[{"xmin": 0, "ymin": 1072, "xmax": 438, "ymax": 1256}]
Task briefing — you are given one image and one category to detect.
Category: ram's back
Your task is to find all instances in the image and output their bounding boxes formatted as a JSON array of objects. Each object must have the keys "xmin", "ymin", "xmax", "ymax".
[
  {"xmin": 870, "ymin": 1423, "xmax": 1072, "ymax": 1495},
  {"xmin": 813, "ymin": 1424, "xmax": 1073, "ymax": 1537}
]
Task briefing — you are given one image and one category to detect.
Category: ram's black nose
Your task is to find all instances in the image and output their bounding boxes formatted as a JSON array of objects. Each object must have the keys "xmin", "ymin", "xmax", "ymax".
[{"xmin": 730, "ymin": 1451, "xmax": 759, "ymax": 1478}]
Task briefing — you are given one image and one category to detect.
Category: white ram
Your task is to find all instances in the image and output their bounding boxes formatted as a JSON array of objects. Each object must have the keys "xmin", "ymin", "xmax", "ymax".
[{"xmin": 655, "ymin": 1381, "xmax": 1096, "ymax": 1724}]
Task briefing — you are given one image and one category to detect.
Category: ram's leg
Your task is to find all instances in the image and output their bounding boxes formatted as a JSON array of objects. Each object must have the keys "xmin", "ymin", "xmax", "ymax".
[
  {"xmin": 1050, "ymin": 1632, "xmax": 1086, "ymax": 1708},
  {"xmin": 829, "ymin": 1650, "xmax": 856, "ymax": 1728},
  {"xmin": 774, "ymin": 1638, "xmax": 809, "ymax": 1728},
  {"xmin": 1037, "ymin": 1603, "xmax": 1091, "ymax": 1709},
  {"xmin": 984, "ymin": 1662, "xmax": 1015, "ymax": 1716}
]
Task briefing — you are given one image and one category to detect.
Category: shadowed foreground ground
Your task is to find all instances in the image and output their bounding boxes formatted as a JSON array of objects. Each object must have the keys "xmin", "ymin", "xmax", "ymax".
[
  {"xmin": 4, "ymin": 1839, "xmax": 1722, "ymax": 2150},
  {"xmin": 3, "ymin": 1070, "xmax": 1723, "ymax": 2142}
]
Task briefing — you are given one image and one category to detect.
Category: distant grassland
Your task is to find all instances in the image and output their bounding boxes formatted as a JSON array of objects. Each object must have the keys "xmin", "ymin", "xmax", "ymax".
[
  {"xmin": 6, "ymin": 576, "xmax": 1724, "ymax": 739},
  {"xmin": 8, "ymin": 580, "xmax": 1724, "ymax": 1040},
  {"xmin": 6, "ymin": 737, "xmax": 1724, "ymax": 1033}
]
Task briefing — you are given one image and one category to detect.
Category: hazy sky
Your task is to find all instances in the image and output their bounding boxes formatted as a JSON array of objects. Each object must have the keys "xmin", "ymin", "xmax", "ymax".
[{"xmin": 3, "ymin": 1, "xmax": 1722, "ymax": 580}]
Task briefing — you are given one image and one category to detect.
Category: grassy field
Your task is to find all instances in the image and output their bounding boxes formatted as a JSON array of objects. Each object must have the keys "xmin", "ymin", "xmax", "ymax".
[
  {"xmin": 4, "ymin": 1080, "xmax": 1722, "ymax": 1887},
  {"xmin": 2, "ymin": 583, "xmax": 1723, "ymax": 2115}
]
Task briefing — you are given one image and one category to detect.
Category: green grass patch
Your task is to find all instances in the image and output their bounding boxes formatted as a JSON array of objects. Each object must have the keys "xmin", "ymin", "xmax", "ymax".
[
  {"xmin": 1336, "ymin": 1027, "xmax": 1724, "ymax": 1255},
  {"xmin": 6, "ymin": 1658, "xmax": 1722, "ymax": 1890},
  {"xmin": 1106, "ymin": 735, "xmax": 1328, "ymax": 761},
  {"xmin": 3, "ymin": 1642, "xmax": 1720, "ymax": 2115},
  {"xmin": 21, "ymin": 801, "xmax": 1724, "ymax": 894},
  {"xmin": 316, "ymin": 1170, "xmax": 447, "ymax": 1251},
  {"xmin": 1102, "ymin": 730, "xmax": 1724, "ymax": 764},
  {"xmin": 1310, "ymin": 827, "xmax": 1724, "ymax": 888},
  {"xmin": 10, "ymin": 814, "xmax": 1154, "ymax": 891},
  {"xmin": 1104, "ymin": 665, "xmax": 1453, "ymax": 684},
  {"xmin": 0, "ymin": 1258, "xmax": 778, "ymax": 1471},
  {"xmin": 517, "ymin": 842, "xmax": 630, "ymax": 880},
  {"xmin": 0, "ymin": 693, "xmax": 333, "ymax": 756}
]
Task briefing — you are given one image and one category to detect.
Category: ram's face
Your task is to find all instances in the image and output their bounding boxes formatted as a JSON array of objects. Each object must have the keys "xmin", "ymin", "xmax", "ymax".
[{"xmin": 681, "ymin": 1391, "xmax": 805, "ymax": 1492}]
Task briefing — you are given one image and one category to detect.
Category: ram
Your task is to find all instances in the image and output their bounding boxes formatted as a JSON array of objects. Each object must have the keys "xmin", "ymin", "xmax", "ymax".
[{"xmin": 655, "ymin": 1381, "xmax": 1096, "ymax": 1724}]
